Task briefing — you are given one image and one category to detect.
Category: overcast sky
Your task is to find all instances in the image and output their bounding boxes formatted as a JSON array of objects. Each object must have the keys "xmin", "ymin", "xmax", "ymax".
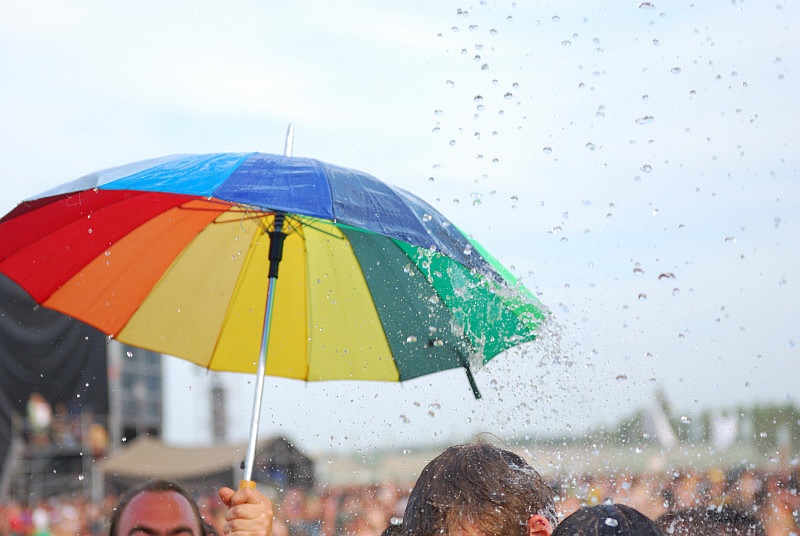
[{"xmin": 1, "ymin": 1, "xmax": 797, "ymax": 454}]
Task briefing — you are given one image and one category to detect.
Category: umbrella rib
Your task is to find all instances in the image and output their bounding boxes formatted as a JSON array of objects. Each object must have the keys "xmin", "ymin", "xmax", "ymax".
[
  {"xmin": 288, "ymin": 215, "xmax": 346, "ymax": 240},
  {"xmin": 176, "ymin": 201, "xmax": 349, "ymax": 244}
]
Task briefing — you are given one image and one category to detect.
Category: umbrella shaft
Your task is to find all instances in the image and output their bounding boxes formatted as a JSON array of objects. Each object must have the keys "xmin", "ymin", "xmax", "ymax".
[{"xmin": 243, "ymin": 214, "xmax": 287, "ymax": 482}]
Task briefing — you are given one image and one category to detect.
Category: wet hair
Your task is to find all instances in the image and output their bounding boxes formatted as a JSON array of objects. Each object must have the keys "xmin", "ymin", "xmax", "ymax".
[
  {"xmin": 402, "ymin": 442, "xmax": 557, "ymax": 536},
  {"xmin": 552, "ymin": 503, "xmax": 663, "ymax": 536},
  {"xmin": 108, "ymin": 479, "xmax": 205, "ymax": 536},
  {"xmin": 656, "ymin": 506, "xmax": 765, "ymax": 536},
  {"xmin": 381, "ymin": 521, "xmax": 403, "ymax": 536}
]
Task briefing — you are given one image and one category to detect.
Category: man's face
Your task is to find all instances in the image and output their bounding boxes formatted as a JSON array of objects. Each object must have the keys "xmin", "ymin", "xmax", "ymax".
[{"xmin": 116, "ymin": 490, "xmax": 201, "ymax": 536}]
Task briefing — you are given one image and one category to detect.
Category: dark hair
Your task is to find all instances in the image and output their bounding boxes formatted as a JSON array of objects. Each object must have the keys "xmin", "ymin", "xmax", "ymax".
[
  {"xmin": 656, "ymin": 507, "xmax": 765, "ymax": 536},
  {"xmin": 108, "ymin": 479, "xmax": 204, "ymax": 536},
  {"xmin": 381, "ymin": 521, "xmax": 403, "ymax": 536},
  {"xmin": 552, "ymin": 504, "xmax": 663, "ymax": 536},
  {"xmin": 402, "ymin": 442, "xmax": 556, "ymax": 536}
]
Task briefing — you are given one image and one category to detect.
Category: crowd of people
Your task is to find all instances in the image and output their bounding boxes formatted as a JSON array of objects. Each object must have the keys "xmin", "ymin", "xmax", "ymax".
[{"xmin": 1, "ymin": 441, "xmax": 798, "ymax": 535}]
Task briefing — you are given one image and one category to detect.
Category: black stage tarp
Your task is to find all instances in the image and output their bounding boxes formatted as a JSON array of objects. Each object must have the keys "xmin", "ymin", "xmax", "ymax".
[{"xmin": 0, "ymin": 274, "xmax": 108, "ymax": 472}]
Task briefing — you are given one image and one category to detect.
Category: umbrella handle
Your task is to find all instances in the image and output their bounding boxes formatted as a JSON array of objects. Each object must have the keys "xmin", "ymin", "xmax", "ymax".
[{"xmin": 239, "ymin": 479, "xmax": 256, "ymax": 489}]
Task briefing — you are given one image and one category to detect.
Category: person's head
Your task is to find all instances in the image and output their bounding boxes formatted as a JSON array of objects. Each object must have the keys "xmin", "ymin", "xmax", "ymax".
[
  {"xmin": 402, "ymin": 442, "xmax": 557, "ymax": 536},
  {"xmin": 655, "ymin": 507, "xmax": 765, "ymax": 536},
  {"xmin": 109, "ymin": 479, "xmax": 204, "ymax": 536},
  {"xmin": 552, "ymin": 503, "xmax": 663, "ymax": 536}
]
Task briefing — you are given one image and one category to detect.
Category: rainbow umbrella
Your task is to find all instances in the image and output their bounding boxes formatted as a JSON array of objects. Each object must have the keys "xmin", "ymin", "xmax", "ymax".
[{"xmin": 0, "ymin": 151, "xmax": 547, "ymax": 481}]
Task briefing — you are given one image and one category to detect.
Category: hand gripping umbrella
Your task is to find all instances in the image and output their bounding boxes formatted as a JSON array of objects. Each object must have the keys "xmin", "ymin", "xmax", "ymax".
[{"xmin": 0, "ymin": 147, "xmax": 547, "ymax": 484}]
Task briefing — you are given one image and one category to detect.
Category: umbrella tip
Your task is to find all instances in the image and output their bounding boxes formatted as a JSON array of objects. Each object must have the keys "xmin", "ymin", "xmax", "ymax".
[{"xmin": 284, "ymin": 124, "xmax": 294, "ymax": 157}]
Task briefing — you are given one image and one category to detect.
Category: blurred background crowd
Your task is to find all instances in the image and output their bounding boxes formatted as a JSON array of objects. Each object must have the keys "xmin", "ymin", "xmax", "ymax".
[{"xmin": 2, "ymin": 462, "xmax": 798, "ymax": 536}]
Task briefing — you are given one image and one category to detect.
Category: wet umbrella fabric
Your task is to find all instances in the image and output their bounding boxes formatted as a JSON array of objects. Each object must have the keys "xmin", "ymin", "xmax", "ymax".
[{"xmin": 0, "ymin": 152, "xmax": 547, "ymax": 476}]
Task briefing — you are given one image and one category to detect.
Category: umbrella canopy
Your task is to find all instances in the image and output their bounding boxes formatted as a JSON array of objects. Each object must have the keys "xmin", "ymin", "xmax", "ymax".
[
  {"xmin": 0, "ymin": 151, "xmax": 547, "ymax": 480},
  {"xmin": 0, "ymin": 152, "xmax": 546, "ymax": 387}
]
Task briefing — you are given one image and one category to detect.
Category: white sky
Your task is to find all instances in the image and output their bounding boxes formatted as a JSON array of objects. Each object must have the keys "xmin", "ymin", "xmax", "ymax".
[{"xmin": 1, "ymin": 1, "xmax": 798, "ymax": 455}]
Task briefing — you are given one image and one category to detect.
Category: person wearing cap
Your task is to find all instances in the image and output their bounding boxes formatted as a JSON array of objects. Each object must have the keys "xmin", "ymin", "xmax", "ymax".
[
  {"xmin": 401, "ymin": 441, "xmax": 558, "ymax": 536},
  {"xmin": 551, "ymin": 503, "xmax": 663, "ymax": 535}
]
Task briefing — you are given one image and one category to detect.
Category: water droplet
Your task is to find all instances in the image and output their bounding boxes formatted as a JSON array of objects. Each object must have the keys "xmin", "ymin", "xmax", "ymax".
[
  {"xmin": 605, "ymin": 518, "xmax": 619, "ymax": 527},
  {"xmin": 474, "ymin": 95, "xmax": 484, "ymax": 103},
  {"xmin": 446, "ymin": 80, "xmax": 455, "ymax": 88},
  {"xmin": 638, "ymin": 2, "xmax": 655, "ymax": 8},
  {"xmin": 671, "ymin": 66, "xmax": 682, "ymax": 74},
  {"xmin": 635, "ymin": 115, "xmax": 655, "ymax": 125},
  {"xmin": 406, "ymin": 335, "xmax": 418, "ymax": 343},
  {"xmin": 680, "ymin": 415, "xmax": 692, "ymax": 424},
  {"xmin": 585, "ymin": 142, "xmax": 596, "ymax": 151},
  {"xmin": 641, "ymin": 164, "xmax": 653, "ymax": 173},
  {"xmin": 543, "ymin": 147, "xmax": 553, "ymax": 154},
  {"xmin": 422, "ymin": 214, "xmax": 432, "ymax": 223},
  {"xmin": 638, "ymin": 293, "xmax": 648, "ymax": 301}
]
